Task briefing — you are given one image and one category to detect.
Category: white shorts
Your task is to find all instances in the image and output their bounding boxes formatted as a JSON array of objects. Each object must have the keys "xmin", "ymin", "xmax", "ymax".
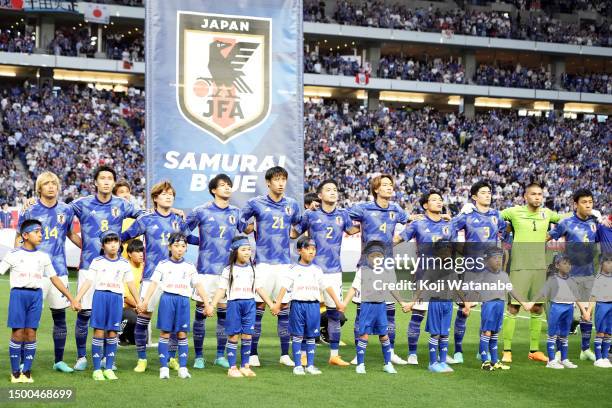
[
  {"xmin": 140, "ymin": 280, "xmax": 163, "ymax": 313},
  {"xmin": 192, "ymin": 274, "xmax": 224, "ymax": 304},
  {"xmin": 42, "ymin": 275, "xmax": 70, "ymax": 310},
  {"xmin": 412, "ymin": 301, "xmax": 429, "ymax": 312},
  {"xmin": 255, "ymin": 263, "xmax": 291, "ymax": 304},
  {"xmin": 78, "ymin": 269, "xmax": 95, "ymax": 310},
  {"xmin": 322, "ymin": 273, "xmax": 342, "ymax": 308}
]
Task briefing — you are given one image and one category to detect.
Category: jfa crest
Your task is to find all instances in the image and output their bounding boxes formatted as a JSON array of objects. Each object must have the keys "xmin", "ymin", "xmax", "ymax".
[
  {"xmin": 57, "ymin": 213, "xmax": 65, "ymax": 225},
  {"xmin": 111, "ymin": 207, "xmax": 120, "ymax": 218},
  {"xmin": 177, "ymin": 11, "xmax": 271, "ymax": 143},
  {"xmin": 228, "ymin": 215, "xmax": 236, "ymax": 225},
  {"xmin": 490, "ymin": 216, "xmax": 498, "ymax": 225},
  {"xmin": 284, "ymin": 206, "xmax": 292, "ymax": 216},
  {"xmin": 336, "ymin": 216, "xmax": 342, "ymax": 225},
  {"xmin": 442, "ymin": 226, "xmax": 450, "ymax": 236},
  {"xmin": 540, "ymin": 210, "xmax": 546, "ymax": 219},
  {"xmin": 590, "ymin": 222, "xmax": 597, "ymax": 233},
  {"xmin": 389, "ymin": 212, "xmax": 396, "ymax": 221},
  {"xmin": 172, "ymin": 221, "xmax": 180, "ymax": 230}
]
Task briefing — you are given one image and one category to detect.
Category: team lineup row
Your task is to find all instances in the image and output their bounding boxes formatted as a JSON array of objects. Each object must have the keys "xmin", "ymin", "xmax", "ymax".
[{"xmin": 2, "ymin": 165, "xmax": 611, "ymax": 382}]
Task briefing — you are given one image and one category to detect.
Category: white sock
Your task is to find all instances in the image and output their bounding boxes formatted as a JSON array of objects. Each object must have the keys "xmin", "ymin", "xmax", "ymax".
[{"xmin": 330, "ymin": 349, "xmax": 339, "ymax": 357}]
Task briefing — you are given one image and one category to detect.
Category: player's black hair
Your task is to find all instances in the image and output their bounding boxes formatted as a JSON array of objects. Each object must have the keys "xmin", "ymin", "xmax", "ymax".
[
  {"xmin": 523, "ymin": 181, "xmax": 544, "ymax": 194},
  {"xmin": 316, "ymin": 179, "xmax": 338, "ymax": 193},
  {"xmin": 572, "ymin": 188, "xmax": 593, "ymax": 203},
  {"xmin": 208, "ymin": 173, "xmax": 233, "ymax": 196},
  {"xmin": 93, "ymin": 165, "xmax": 117, "ymax": 183},
  {"xmin": 304, "ymin": 192, "xmax": 320, "ymax": 208},
  {"xmin": 470, "ymin": 180, "xmax": 492, "ymax": 197},
  {"xmin": 419, "ymin": 190, "xmax": 443, "ymax": 209},
  {"xmin": 19, "ymin": 219, "xmax": 42, "ymax": 235},
  {"xmin": 127, "ymin": 239, "xmax": 144, "ymax": 254},
  {"xmin": 265, "ymin": 166, "xmax": 288, "ymax": 181},
  {"xmin": 227, "ymin": 235, "xmax": 255, "ymax": 299}
]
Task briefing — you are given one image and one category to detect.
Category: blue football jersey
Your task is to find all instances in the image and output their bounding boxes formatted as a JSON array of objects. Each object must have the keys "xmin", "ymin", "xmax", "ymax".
[
  {"xmin": 294, "ymin": 207, "xmax": 353, "ymax": 273},
  {"xmin": 121, "ymin": 210, "xmax": 189, "ymax": 280},
  {"xmin": 186, "ymin": 202, "xmax": 244, "ymax": 275},
  {"xmin": 452, "ymin": 208, "xmax": 506, "ymax": 271},
  {"xmin": 71, "ymin": 195, "xmax": 142, "ymax": 270},
  {"xmin": 597, "ymin": 223, "xmax": 612, "ymax": 256},
  {"xmin": 348, "ymin": 201, "xmax": 408, "ymax": 258},
  {"xmin": 400, "ymin": 216, "xmax": 458, "ymax": 253},
  {"xmin": 549, "ymin": 213, "xmax": 598, "ymax": 276},
  {"xmin": 17, "ymin": 200, "xmax": 75, "ymax": 276},
  {"xmin": 241, "ymin": 195, "xmax": 301, "ymax": 265}
]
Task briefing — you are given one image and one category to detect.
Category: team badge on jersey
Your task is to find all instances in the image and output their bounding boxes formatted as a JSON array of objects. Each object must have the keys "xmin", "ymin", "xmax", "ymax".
[
  {"xmin": 389, "ymin": 212, "xmax": 396, "ymax": 221},
  {"xmin": 172, "ymin": 221, "xmax": 180, "ymax": 231},
  {"xmin": 442, "ymin": 226, "xmax": 450, "ymax": 236},
  {"xmin": 228, "ymin": 215, "xmax": 236, "ymax": 225},
  {"xmin": 490, "ymin": 216, "xmax": 498, "ymax": 225},
  {"xmin": 336, "ymin": 216, "xmax": 343, "ymax": 225},
  {"xmin": 540, "ymin": 210, "xmax": 546, "ymax": 219},
  {"xmin": 111, "ymin": 207, "xmax": 120, "ymax": 218},
  {"xmin": 590, "ymin": 222, "xmax": 597, "ymax": 233},
  {"xmin": 177, "ymin": 12, "xmax": 271, "ymax": 143},
  {"xmin": 285, "ymin": 206, "xmax": 292, "ymax": 216},
  {"xmin": 57, "ymin": 213, "xmax": 66, "ymax": 225}
]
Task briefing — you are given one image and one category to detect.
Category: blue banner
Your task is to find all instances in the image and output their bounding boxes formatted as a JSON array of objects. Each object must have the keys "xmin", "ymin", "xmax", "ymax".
[{"xmin": 146, "ymin": 0, "xmax": 303, "ymax": 209}]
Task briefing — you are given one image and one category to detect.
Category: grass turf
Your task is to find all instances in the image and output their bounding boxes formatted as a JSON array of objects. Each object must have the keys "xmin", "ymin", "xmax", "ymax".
[{"xmin": 0, "ymin": 275, "xmax": 609, "ymax": 408}]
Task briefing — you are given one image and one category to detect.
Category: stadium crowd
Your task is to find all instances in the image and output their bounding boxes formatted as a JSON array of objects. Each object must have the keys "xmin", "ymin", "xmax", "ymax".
[
  {"xmin": 561, "ymin": 72, "xmax": 612, "ymax": 94},
  {"xmin": 0, "ymin": 83, "xmax": 145, "ymax": 206},
  {"xmin": 305, "ymin": 1, "xmax": 612, "ymax": 47},
  {"xmin": 0, "ymin": 29, "xmax": 35, "ymax": 54},
  {"xmin": 377, "ymin": 55, "xmax": 465, "ymax": 83},
  {"xmin": 303, "ymin": 100, "xmax": 611, "ymax": 214},
  {"xmin": 0, "ymin": 83, "xmax": 609, "ymax": 216},
  {"xmin": 473, "ymin": 63, "xmax": 553, "ymax": 89}
]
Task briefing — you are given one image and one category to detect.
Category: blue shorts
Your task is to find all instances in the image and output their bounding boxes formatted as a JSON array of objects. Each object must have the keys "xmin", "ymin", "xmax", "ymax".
[
  {"xmin": 426, "ymin": 300, "xmax": 453, "ymax": 336},
  {"xmin": 595, "ymin": 302, "xmax": 612, "ymax": 334},
  {"xmin": 480, "ymin": 299, "xmax": 505, "ymax": 332},
  {"xmin": 91, "ymin": 290, "xmax": 123, "ymax": 331},
  {"xmin": 7, "ymin": 288, "xmax": 43, "ymax": 329},
  {"xmin": 547, "ymin": 302, "xmax": 574, "ymax": 337},
  {"xmin": 289, "ymin": 301, "xmax": 321, "ymax": 338},
  {"xmin": 157, "ymin": 292, "xmax": 191, "ymax": 333},
  {"xmin": 358, "ymin": 302, "xmax": 387, "ymax": 336},
  {"xmin": 225, "ymin": 299, "xmax": 256, "ymax": 335}
]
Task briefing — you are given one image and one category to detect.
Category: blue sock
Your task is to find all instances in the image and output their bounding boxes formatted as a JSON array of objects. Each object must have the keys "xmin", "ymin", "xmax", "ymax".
[
  {"xmin": 556, "ymin": 337, "xmax": 563, "ymax": 354},
  {"xmin": 580, "ymin": 321, "xmax": 592, "ymax": 351},
  {"xmin": 306, "ymin": 338, "xmax": 316, "ymax": 367},
  {"xmin": 353, "ymin": 306, "xmax": 360, "ymax": 347},
  {"xmin": 51, "ymin": 309, "xmax": 67, "ymax": 363},
  {"xmin": 327, "ymin": 309, "xmax": 341, "ymax": 352},
  {"xmin": 408, "ymin": 312, "xmax": 424, "ymax": 355},
  {"xmin": 9, "ymin": 339, "xmax": 22, "ymax": 374},
  {"xmin": 386, "ymin": 304, "xmax": 396, "ymax": 347},
  {"xmin": 428, "ymin": 336, "xmax": 439, "ymax": 365},
  {"xmin": 178, "ymin": 338, "xmax": 188, "ymax": 368},
  {"xmin": 216, "ymin": 308, "xmax": 227, "ymax": 359},
  {"xmin": 168, "ymin": 333, "xmax": 177, "ymax": 359},
  {"xmin": 135, "ymin": 315, "xmax": 150, "ymax": 360},
  {"xmin": 75, "ymin": 310, "xmax": 91, "ymax": 359},
  {"xmin": 546, "ymin": 335, "xmax": 557, "ymax": 361},
  {"xmin": 104, "ymin": 337, "xmax": 117, "ymax": 370},
  {"xmin": 490, "ymin": 333, "xmax": 499, "ymax": 364},
  {"xmin": 193, "ymin": 306, "xmax": 205, "ymax": 358},
  {"xmin": 240, "ymin": 339, "xmax": 251, "ymax": 368},
  {"xmin": 226, "ymin": 339, "xmax": 238, "ymax": 368},
  {"xmin": 454, "ymin": 309, "xmax": 467, "ymax": 354},
  {"xmin": 603, "ymin": 337, "xmax": 611, "ymax": 359},
  {"xmin": 292, "ymin": 336, "xmax": 303, "ymax": 366},
  {"xmin": 594, "ymin": 335, "xmax": 603, "ymax": 360},
  {"xmin": 278, "ymin": 308, "xmax": 290, "ymax": 356},
  {"xmin": 252, "ymin": 308, "xmax": 264, "ymax": 356},
  {"xmin": 356, "ymin": 338, "xmax": 367, "ymax": 365},
  {"xmin": 479, "ymin": 333, "xmax": 490, "ymax": 362},
  {"xmin": 439, "ymin": 336, "xmax": 449, "ymax": 363},
  {"xmin": 381, "ymin": 337, "xmax": 392, "ymax": 365},
  {"xmin": 20, "ymin": 342, "xmax": 24, "ymax": 365},
  {"xmin": 560, "ymin": 336, "xmax": 569, "ymax": 361},
  {"xmin": 91, "ymin": 337, "xmax": 104, "ymax": 371},
  {"xmin": 158, "ymin": 337, "xmax": 169, "ymax": 368}
]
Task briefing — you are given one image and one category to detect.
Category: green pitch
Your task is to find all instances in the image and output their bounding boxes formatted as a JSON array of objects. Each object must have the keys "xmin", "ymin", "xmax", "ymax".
[{"xmin": 0, "ymin": 275, "xmax": 608, "ymax": 408}]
